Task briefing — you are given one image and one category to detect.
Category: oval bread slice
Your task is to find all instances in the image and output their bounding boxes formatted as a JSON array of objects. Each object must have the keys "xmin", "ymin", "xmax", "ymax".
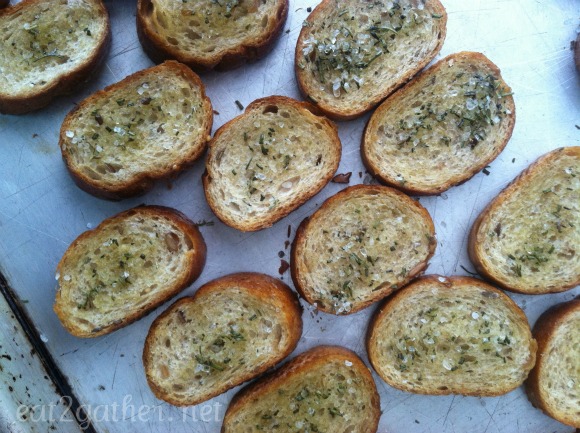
[
  {"xmin": 203, "ymin": 96, "xmax": 341, "ymax": 232},
  {"xmin": 362, "ymin": 52, "xmax": 516, "ymax": 195},
  {"xmin": 295, "ymin": 0, "xmax": 447, "ymax": 120},
  {"xmin": 367, "ymin": 276, "xmax": 537, "ymax": 396},
  {"xmin": 143, "ymin": 272, "xmax": 302, "ymax": 406},
  {"xmin": 54, "ymin": 206, "xmax": 206, "ymax": 338},
  {"xmin": 137, "ymin": 0, "xmax": 288, "ymax": 71},
  {"xmin": 469, "ymin": 147, "xmax": 580, "ymax": 294},
  {"xmin": 59, "ymin": 61, "xmax": 213, "ymax": 200},
  {"xmin": 222, "ymin": 346, "xmax": 381, "ymax": 433},
  {"xmin": 291, "ymin": 185, "xmax": 436, "ymax": 315},
  {"xmin": 0, "ymin": 0, "xmax": 111, "ymax": 114},
  {"xmin": 525, "ymin": 299, "xmax": 580, "ymax": 428}
]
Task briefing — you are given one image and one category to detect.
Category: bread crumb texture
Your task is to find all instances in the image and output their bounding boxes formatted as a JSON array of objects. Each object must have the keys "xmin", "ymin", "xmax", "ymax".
[
  {"xmin": 0, "ymin": 0, "xmax": 107, "ymax": 96},
  {"xmin": 364, "ymin": 52, "xmax": 515, "ymax": 193},
  {"xmin": 55, "ymin": 207, "xmax": 201, "ymax": 336},
  {"xmin": 474, "ymin": 147, "xmax": 580, "ymax": 293},
  {"xmin": 368, "ymin": 277, "xmax": 536, "ymax": 396},
  {"xmin": 141, "ymin": 0, "xmax": 279, "ymax": 57},
  {"xmin": 60, "ymin": 62, "xmax": 211, "ymax": 189},
  {"xmin": 297, "ymin": 0, "xmax": 445, "ymax": 116}
]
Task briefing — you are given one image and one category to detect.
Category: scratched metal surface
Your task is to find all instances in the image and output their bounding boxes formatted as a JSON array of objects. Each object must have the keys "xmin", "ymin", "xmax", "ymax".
[{"xmin": 0, "ymin": 0, "xmax": 579, "ymax": 432}]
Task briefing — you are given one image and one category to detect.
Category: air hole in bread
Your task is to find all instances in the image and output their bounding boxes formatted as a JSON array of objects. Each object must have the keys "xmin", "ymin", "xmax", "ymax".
[
  {"xmin": 83, "ymin": 167, "xmax": 102, "ymax": 180},
  {"xmin": 261, "ymin": 15, "xmax": 269, "ymax": 28},
  {"xmin": 185, "ymin": 29, "xmax": 201, "ymax": 40},
  {"xmin": 280, "ymin": 111, "xmax": 290, "ymax": 118},
  {"xmin": 167, "ymin": 37, "xmax": 179, "ymax": 46},
  {"xmin": 156, "ymin": 11, "xmax": 168, "ymax": 28},
  {"xmin": 315, "ymin": 123, "xmax": 324, "ymax": 130},
  {"xmin": 203, "ymin": 45, "xmax": 217, "ymax": 53},
  {"xmin": 164, "ymin": 232, "xmax": 181, "ymax": 253},
  {"xmin": 262, "ymin": 105, "xmax": 279, "ymax": 115}
]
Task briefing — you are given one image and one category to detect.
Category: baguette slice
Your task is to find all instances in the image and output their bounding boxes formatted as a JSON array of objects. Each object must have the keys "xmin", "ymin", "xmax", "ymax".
[
  {"xmin": 362, "ymin": 52, "xmax": 516, "ymax": 195},
  {"xmin": 367, "ymin": 275, "xmax": 537, "ymax": 396},
  {"xmin": 469, "ymin": 147, "xmax": 580, "ymax": 294},
  {"xmin": 525, "ymin": 299, "xmax": 580, "ymax": 428},
  {"xmin": 143, "ymin": 272, "xmax": 302, "ymax": 406},
  {"xmin": 137, "ymin": 0, "xmax": 288, "ymax": 72},
  {"xmin": 0, "ymin": 0, "xmax": 110, "ymax": 114},
  {"xmin": 291, "ymin": 184, "xmax": 436, "ymax": 315},
  {"xmin": 222, "ymin": 346, "xmax": 380, "ymax": 433},
  {"xmin": 54, "ymin": 206, "xmax": 206, "ymax": 338},
  {"xmin": 203, "ymin": 96, "xmax": 341, "ymax": 232},
  {"xmin": 295, "ymin": 0, "xmax": 447, "ymax": 120},
  {"xmin": 59, "ymin": 61, "xmax": 213, "ymax": 201}
]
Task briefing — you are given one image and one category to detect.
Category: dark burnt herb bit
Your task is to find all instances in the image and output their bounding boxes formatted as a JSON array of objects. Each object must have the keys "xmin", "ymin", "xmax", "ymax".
[
  {"xmin": 332, "ymin": 172, "xmax": 352, "ymax": 183},
  {"xmin": 235, "ymin": 100, "xmax": 244, "ymax": 110}
]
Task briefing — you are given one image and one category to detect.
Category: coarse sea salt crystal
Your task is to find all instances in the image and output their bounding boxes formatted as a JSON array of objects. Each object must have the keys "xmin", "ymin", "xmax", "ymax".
[{"xmin": 65, "ymin": 130, "xmax": 75, "ymax": 138}]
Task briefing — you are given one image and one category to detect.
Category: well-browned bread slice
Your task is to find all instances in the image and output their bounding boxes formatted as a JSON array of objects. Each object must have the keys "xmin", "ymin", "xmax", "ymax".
[
  {"xmin": 54, "ymin": 206, "xmax": 206, "ymax": 338},
  {"xmin": 291, "ymin": 184, "xmax": 436, "ymax": 315},
  {"xmin": 469, "ymin": 147, "xmax": 580, "ymax": 294},
  {"xmin": 295, "ymin": 0, "xmax": 447, "ymax": 120},
  {"xmin": 0, "ymin": 0, "xmax": 111, "ymax": 114},
  {"xmin": 222, "ymin": 346, "xmax": 381, "ymax": 433},
  {"xmin": 136, "ymin": 0, "xmax": 288, "ymax": 72},
  {"xmin": 525, "ymin": 299, "xmax": 580, "ymax": 428},
  {"xmin": 362, "ymin": 52, "xmax": 516, "ymax": 195},
  {"xmin": 143, "ymin": 272, "xmax": 302, "ymax": 406},
  {"xmin": 367, "ymin": 275, "xmax": 537, "ymax": 396},
  {"xmin": 203, "ymin": 96, "xmax": 341, "ymax": 232},
  {"xmin": 59, "ymin": 61, "xmax": 213, "ymax": 200}
]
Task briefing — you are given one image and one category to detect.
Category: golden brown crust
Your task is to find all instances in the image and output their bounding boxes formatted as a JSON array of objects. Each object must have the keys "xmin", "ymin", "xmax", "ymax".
[
  {"xmin": 525, "ymin": 299, "xmax": 580, "ymax": 427},
  {"xmin": 291, "ymin": 184, "xmax": 436, "ymax": 314},
  {"xmin": 468, "ymin": 147, "xmax": 580, "ymax": 294},
  {"xmin": 54, "ymin": 205, "xmax": 206, "ymax": 337},
  {"xmin": 202, "ymin": 95, "xmax": 341, "ymax": 232},
  {"xmin": 142, "ymin": 272, "xmax": 303, "ymax": 406},
  {"xmin": 0, "ymin": 0, "xmax": 111, "ymax": 115},
  {"xmin": 59, "ymin": 61, "xmax": 213, "ymax": 201},
  {"xmin": 222, "ymin": 346, "xmax": 381, "ymax": 433},
  {"xmin": 136, "ymin": 0, "xmax": 288, "ymax": 72},
  {"xmin": 361, "ymin": 51, "xmax": 516, "ymax": 196},
  {"xmin": 294, "ymin": 0, "xmax": 447, "ymax": 121},
  {"xmin": 367, "ymin": 275, "xmax": 537, "ymax": 396}
]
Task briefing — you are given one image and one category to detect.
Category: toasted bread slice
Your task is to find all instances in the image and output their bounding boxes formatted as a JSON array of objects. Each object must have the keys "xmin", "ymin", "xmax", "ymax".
[
  {"xmin": 54, "ymin": 206, "xmax": 206, "ymax": 338},
  {"xmin": 469, "ymin": 147, "xmax": 580, "ymax": 294},
  {"xmin": 525, "ymin": 299, "xmax": 580, "ymax": 428},
  {"xmin": 136, "ymin": 0, "xmax": 288, "ymax": 72},
  {"xmin": 0, "ymin": 0, "xmax": 110, "ymax": 114},
  {"xmin": 295, "ymin": 0, "xmax": 447, "ymax": 120},
  {"xmin": 291, "ymin": 185, "xmax": 436, "ymax": 315},
  {"xmin": 203, "ymin": 96, "xmax": 341, "ymax": 232},
  {"xmin": 59, "ymin": 61, "xmax": 213, "ymax": 200},
  {"xmin": 367, "ymin": 276, "xmax": 537, "ymax": 396},
  {"xmin": 222, "ymin": 346, "xmax": 380, "ymax": 433},
  {"xmin": 143, "ymin": 272, "xmax": 302, "ymax": 406},
  {"xmin": 362, "ymin": 52, "xmax": 516, "ymax": 195}
]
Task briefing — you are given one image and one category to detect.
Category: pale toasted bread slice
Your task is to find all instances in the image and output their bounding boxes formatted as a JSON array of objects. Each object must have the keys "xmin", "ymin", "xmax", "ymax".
[
  {"xmin": 54, "ymin": 206, "xmax": 206, "ymax": 338},
  {"xmin": 367, "ymin": 275, "xmax": 537, "ymax": 396},
  {"xmin": 137, "ymin": 0, "xmax": 288, "ymax": 72},
  {"xmin": 469, "ymin": 147, "xmax": 580, "ymax": 294},
  {"xmin": 143, "ymin": 272, "xmax": 302, "ymax": 406},
  {"xmin": 525, "ymin": 299, "xmax": 580, "ymax": 428},
  {"xmin": 59, "ymin": 61, "xmax": 213, "ymax": 200},
  {"xmin": 0, "ymin": 0, "xmax": 110, "ymax": 114},
  {"xmin": 295, "ymin": 0, "xmax": 447, "ymax": 120},
  {"xmin": 222, "ymin": 346, "xmax": 380, "ymax": 433},
  {"xmin": 363, "ymin": 52, "xmax": 516, "ymax": 195},
  {"xmin": 203, "ymin": 96, "xmax": 341, "ymax": 232},
  {"xmin": 291, "ymin": 185, "xmax": 436, "ymax": 315}
]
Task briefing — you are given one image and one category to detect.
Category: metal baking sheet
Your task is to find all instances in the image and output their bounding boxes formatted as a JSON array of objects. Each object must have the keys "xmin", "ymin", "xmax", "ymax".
[{"xmin": 1, "ymin": 0, "xmax": 579, "ymax": 432}]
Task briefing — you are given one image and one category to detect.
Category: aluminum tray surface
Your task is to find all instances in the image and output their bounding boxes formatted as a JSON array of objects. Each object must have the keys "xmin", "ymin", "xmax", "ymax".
[{"xmin": 0, "ymin": 1, "xmax": 579, "ymax": 432}]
